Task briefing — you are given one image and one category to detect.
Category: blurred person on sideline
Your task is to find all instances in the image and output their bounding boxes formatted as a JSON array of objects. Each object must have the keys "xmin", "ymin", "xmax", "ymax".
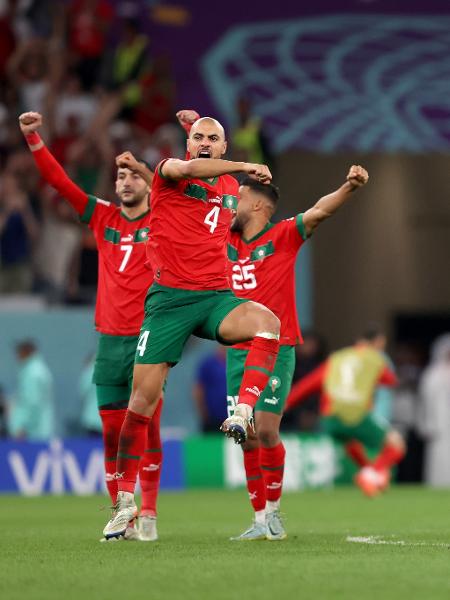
[
  {"xmin": 231, "ymin": 97, "xmax": 273, "ymax": 170},
  {"xmin": 286, "ymin": 328, "xmax": 406, "ymax": 497},
  {"xmin": 0, "ymin": 385, "xmax": 8, "ymax": 437},
  {"xmin": 282, "ymin": 330, "xmax": 327, "ymax": 432},
  {"xmin": 192, "ymin": 346, "xmax": 228, "ymax": 433},
  {"xmin": 418, "ymin": 334, "xmax": 450, "ymax": 487},
  {"xmin": 8, "ymin": 340, "xmax": 54, "ymax": 441},
  {"xmin": 79, "ymin": 353, "xmax": 102, "ymax": 436},
  {"xmin": 0, "ymin": 171, "xmax": 39, "ymax": 293}
]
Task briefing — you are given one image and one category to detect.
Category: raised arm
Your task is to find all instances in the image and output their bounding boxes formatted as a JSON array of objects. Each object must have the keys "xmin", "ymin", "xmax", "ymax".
[
  {"xmin": 285, "ymin": 362, "xmax": 327, "ymax": 411},
  {"xmin": 302, "ymin": 165, "xmax": 369, "ymax": 237},
  {"xmin": 160, "ymin": 157, "xmax": 272, "ymax": 184},
  {"xmin": 19, "ymin": 112, "xmax": 89, "ymax": 215},
  {"xmin": 115, "ymin": 151, "xmax": 153, "ymax": 186}
]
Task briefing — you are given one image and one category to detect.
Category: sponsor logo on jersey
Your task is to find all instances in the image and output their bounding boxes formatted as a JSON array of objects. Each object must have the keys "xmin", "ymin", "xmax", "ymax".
[
  {"xmin": 264, "ymin": 397, "xmax": 279, "ymax": 405},
  {"xmin": 245, "ymin": 386, "xmax": 261, "ymax": 398},
  {"xmin": 121, "ymin": 234, "xmax": 133, "ymax": 242},
  {"xmin": 209, "ymin": 195, "xmax": 222, "ymax": 205}
]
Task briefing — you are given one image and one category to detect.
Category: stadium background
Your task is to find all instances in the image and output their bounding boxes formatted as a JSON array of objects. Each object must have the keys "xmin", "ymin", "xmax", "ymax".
[{"xmin": 0, "ymin": 0, "xmax": 449, "ymax": 495}]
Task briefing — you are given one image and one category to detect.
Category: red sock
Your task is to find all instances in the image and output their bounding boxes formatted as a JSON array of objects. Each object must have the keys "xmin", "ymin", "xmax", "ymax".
[
  {"xmin": 260, "ymin": 442, "xmax": 285, "ymax": 502},
  {"xmin": 238, "ymin": 336, "xmax": 280, "ymax": 408},
  {"xmin": 139, "ymin": 399, "xmax": 163, "ymax": 517},
  {"xmin": 116, "ymin": 409, "xmax": 150, "ymax": 494},
  {"xmin": 373, "ymin": 443, "xmax": 405, "ymax": 471},
  {"xmin": 99, "ymin": 409, "xmax": 127, "ymax": 504},
  {"xmin": 345, "ymin": 440, "xmax": 370, "ymax": 468},
  {"xmin": 243, "ymin": 448, "xmax": 266, "ymax": 512}
]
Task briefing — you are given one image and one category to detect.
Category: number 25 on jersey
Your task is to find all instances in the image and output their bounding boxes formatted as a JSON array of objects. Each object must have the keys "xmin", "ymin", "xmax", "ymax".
[{"xmin": 232, "ymin": 264, "xmax": 257, "ymax": 290}]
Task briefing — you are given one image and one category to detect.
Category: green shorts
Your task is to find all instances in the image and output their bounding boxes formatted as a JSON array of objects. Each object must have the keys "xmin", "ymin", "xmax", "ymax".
[
  {"xmin": 322, "ymin": 413, "xmax": 388, "ymax": 450},
  {"xmin": 93, "ymin": 333, "xmax": 138, "ymax": 408},
  {"xmin": 135, "ymin": 283, "xmax": 248, "ymax": 365},
  {"xmin": 226, "ymin": 345, "xmax": 295, "ymax": 416}
]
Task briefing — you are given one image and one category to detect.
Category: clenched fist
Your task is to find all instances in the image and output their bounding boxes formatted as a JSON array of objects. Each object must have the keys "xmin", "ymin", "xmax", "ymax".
[
  {"xmin": 347, "ymin": 165, "xmax": 369, "ymax": 189},
  {"xmin": 19, "ymin": 112, "xmax": 43, "ymax": 135}
]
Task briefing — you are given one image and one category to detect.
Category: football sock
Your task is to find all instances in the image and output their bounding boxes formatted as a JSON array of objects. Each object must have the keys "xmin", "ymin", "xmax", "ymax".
[
  {"xmin": 99, "ymin": 408, "xmax": 127, "ymax": 504},
  {"xmin": 243, "ymin": 447, "xmax": 266, "ymax": 513},
  {"xmin": 238, "ymin": 334, "xmax": 280, "ymax": 408},
  {"xmin": 116, "ymin": 409, "xmax": 150, "ymax": 494},
  {"xmin": 373, "ymin": 442, "xmax": 405, "ymax": 471},
  {"xmin": 260, "ymin": 442, "xmax": 285, "ymax": 506},
  {"xmin": 139, "ymin": 399, "xmax": 163, "ymax": 517},
  {"xmin": 345, "ymin": 440, "xmax": 370, "ymax": 468}
]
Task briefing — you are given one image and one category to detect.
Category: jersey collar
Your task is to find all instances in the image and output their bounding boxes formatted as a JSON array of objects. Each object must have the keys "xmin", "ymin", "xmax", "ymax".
[
  {"xmin": 242, "ymin": 221, "xmax": 274, "ymax": 244},
  {"xmin": 120, "ymin": 208, "xmax": 150, "ymax": 222}
]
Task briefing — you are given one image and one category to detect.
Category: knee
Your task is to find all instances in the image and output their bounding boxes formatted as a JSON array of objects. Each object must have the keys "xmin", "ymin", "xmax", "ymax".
[
  {"xmin": 257, "ymin": 427, "xmax": 280, "ymax": 448},
  {"xmin": 259, "ymin": 310, "xmax": 280, "ymax": 336}
]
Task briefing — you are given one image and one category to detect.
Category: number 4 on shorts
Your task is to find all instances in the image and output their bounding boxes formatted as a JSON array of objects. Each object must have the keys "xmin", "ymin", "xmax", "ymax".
[{"xmin": 137, "ymin": 330, "xmax": 149, "ymax": 356}]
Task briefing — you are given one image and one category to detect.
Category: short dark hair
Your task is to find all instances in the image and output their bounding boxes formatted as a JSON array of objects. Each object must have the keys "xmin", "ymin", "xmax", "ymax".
[
  {"xmin": 240, "ymin": 177, "xmax": 280, "ymax": 206},
  {"xmin": 360, "ymin": 324, "xmax": 385, "ymax": 342}
]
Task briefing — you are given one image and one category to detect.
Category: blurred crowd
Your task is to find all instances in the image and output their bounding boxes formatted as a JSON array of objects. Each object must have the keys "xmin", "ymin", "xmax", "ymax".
[{"xmin": 0, "ymin": 1, "xmax": 272, "ymax": 304}]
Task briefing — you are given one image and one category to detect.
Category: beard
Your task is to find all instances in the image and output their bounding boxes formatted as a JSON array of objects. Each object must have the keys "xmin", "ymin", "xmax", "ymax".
[
  {"xmin": 119, "ymin": 192, "xmax": 147, "ymax": 208},
  {"xmin": 230, "ymin": 214, "xmax": 245, "ymax": 233}
]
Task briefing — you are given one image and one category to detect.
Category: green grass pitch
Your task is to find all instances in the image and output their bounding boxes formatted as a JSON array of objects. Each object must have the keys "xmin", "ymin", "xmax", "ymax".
[{"xmin": 2, "ymin": 487, "xmax": 450, "ymax": 600}]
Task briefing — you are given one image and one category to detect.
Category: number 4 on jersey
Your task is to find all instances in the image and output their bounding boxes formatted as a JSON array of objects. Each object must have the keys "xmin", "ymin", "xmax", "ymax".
[{"xmin": 204, "ymin": 206, "xmax": 220, "ymax": 233}]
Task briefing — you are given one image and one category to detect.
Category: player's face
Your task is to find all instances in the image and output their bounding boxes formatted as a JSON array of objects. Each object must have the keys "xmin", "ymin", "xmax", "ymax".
[
  {"xmin": 115, "ymin": 167, "xmax": 150, "ymax": 207},
  {"xmin": 187, "ymin": 120, "xmax": 227, "ymax": 160},
  {"xmin": 231, "ymin": 185, "xmax": 254, "ymax": 232}
]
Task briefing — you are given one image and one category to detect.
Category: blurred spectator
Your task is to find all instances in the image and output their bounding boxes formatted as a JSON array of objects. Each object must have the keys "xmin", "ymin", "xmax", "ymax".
[
  {"xmin": 282, "ymin": 330, "xmax": 327, "ymax": 432},
  {"xmin": 231, "ymin": 97, "xmax": 273, "ymax": 172},
  {"xmin": 193, "ymin": 346, "xmax": 228, "ymax": 433},
  {"xmin": 66, "ymin": 0, "xmax": 114, "ymax": 91},
  {"xmin": 79, "ymin": 353, "xmax": 102, "ymax": 436},
  {"xmin": 391, "ymin": 341, "xmax": 425, "ymax": 482},
  {"xmin": 418, "ymin": 334, "xmax": 450, "ymax": 487},
  {"xmin": 0, "ymin": 171, "xmax": 39, "ymax": 293},
  {"xmin": 0, "ymin": 384, "xmax": 8, "ymax": 437},
  {"xmin": 8, "ymin": 339, "xmax": 54, "ymax": 441}
]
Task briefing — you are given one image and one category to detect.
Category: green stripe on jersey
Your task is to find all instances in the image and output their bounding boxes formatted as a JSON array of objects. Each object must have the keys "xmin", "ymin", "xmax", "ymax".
[
  {"xmin": 133, "ymin": 227, "xmax": 150, "ymax": 243},
  {"xmin": 222, "ymin": 194, "xmax": 238, "ymax": 210},
  {"xmin": 104, "ymin": 227, "xmax": 121, "ymax": 244},
  {"xmin": 249, "ymin": 241, "xmax": 275, "ymax": 262},
  {"xmin": 296, "ymin": 213, "xmax": 308, "ymax": 241},
  {"xmin": 227, "ymin": 244, "xmax": 239, "ymax": 262},
  {"xmin": 184, "ymin": 183, "xmax": 208, "ymax": 202},
  {"xmin": 80, "ymin": 194, "xmax": 97, "ymax": 224}
]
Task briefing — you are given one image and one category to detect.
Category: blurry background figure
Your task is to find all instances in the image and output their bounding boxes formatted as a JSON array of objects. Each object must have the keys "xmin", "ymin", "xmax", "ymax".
[
  {"xmin": 193, "ymin": 345, "xmax": 227, "ymax": 433},
  {"xmin": 418, "ymin": 334, "xmax": 450, "ymax": 487},
  {"xmin": 8, "ymin": 339, "xmax": 54, "ymax": 441},
  {"xmin": 391, "ymin": 341, "xmax": 425, "ymax": 483},
  {"xmin": 0, "ymin": 384, "xmax": 8, "ymax": 437},
  {"xmin": 0, "ymin": 171, "xmax": 39, "ymax": 293},
  {"xmin": 230, "ymin": 97, "xmax": 273, "ymax": 174},
  {"xmin": 79, "ymin": 352, "xmax": 101, "ymax": 436},
  {"xmin": 282, "ymin": 330, "xmax": 327, "ymax": 432},
  {"xmin": 358, "ymin": 326, "xmax": 395, "ymax": 424}
]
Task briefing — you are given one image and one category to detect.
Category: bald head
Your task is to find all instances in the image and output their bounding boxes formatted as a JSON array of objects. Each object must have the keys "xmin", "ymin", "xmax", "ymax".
[{"xmin": 187, "ymin": 116, "xmax": 227, "ymax": 159}]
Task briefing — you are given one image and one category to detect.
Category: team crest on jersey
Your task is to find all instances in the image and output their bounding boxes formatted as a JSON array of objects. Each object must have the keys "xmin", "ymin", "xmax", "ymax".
[{"xmin": 270, "ymin": 376, "xmax": 281, "ymax": 392}]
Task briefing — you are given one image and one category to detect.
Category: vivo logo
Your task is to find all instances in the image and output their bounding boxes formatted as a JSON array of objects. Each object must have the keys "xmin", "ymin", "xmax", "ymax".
[{"xmin": 7, "ymin": 439, "xmax": 105, "ymax": 496}]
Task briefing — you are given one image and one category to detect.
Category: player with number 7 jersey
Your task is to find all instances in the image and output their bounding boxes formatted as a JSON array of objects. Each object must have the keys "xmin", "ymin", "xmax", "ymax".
[{"xmin": 19, "ymin": 111, "xmax": 162, "ymax": 542}]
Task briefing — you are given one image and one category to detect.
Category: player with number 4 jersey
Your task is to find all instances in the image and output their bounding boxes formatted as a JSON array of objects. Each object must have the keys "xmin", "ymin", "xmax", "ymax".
[
  {"xmin": 19, "ymin": 112, "xmax": 162, "ymax": 542},
  {"xmin": 226, "ymin": 168, "xmax": 369, "ymax": 541}
]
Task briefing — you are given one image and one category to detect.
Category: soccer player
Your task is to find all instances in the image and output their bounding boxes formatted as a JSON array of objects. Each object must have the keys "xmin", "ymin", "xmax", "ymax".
[
  {"xmin": 285, "ymin": 329, "xmax": 406, "ymax": 497},
  {"xmin": 225, "ymin": 167, "xmax": 369, "ymax": 540},
  {"xmin": 19, "ymin": 112, "xmax": 161, "ymax": 541},
  {"xmin": 103, "ymin": 116, "xmax": 283, "ymax": 539}
]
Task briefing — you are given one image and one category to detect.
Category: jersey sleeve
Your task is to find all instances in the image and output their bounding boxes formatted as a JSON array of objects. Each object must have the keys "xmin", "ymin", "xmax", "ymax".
[
  {"xmin": 79, "ymin": 194, "xmax": 114, "ymax": 231},
  {"xmin": 285, "ymin": 361, "xmax": 327, "ymax": 411},
  {"xmin": 31, "ymin": 144, "xmax": 89, "ymax": 215},
  {"xmin": 278, "ymin": 214, "xmax": 309, "ymax": 251}
]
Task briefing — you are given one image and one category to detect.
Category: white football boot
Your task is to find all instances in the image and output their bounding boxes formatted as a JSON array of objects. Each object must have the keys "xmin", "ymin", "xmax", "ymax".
[
  {"xmin": 230, "ymin": 521, "xmax": 267, "ymax": 541},
  {"xmin": 266, "ymin": 510, "xmax": 287, "ymax": 541},
  {"xmin": 221, "ymin": 404, "xmax": 253, "ymax": 445},
  {"xmin": 138, "ymin": 515, "xmax": 158, "ymax": 542},
  {"xmin": 102, "ymin": 491, "xmax": 138, "ymax": 540}
]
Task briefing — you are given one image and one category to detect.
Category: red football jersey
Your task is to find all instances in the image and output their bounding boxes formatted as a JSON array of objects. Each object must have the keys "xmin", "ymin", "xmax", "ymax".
[
  {"xmin": 81, "ymin": 195, "xmax": 153, "ymax": 335},
  {"xmin": 146, "ymin": 161, "xmax": 239, "ymax": 290},
  {"xmin": 228, "ymin": 215, "xmax": 307, "ymax": 349}
]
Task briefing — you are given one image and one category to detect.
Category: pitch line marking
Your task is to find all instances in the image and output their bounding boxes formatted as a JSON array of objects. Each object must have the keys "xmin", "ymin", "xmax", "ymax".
[{"xmin": 346, "ymin": 535, "xmax": 448, "ymax": 548}]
